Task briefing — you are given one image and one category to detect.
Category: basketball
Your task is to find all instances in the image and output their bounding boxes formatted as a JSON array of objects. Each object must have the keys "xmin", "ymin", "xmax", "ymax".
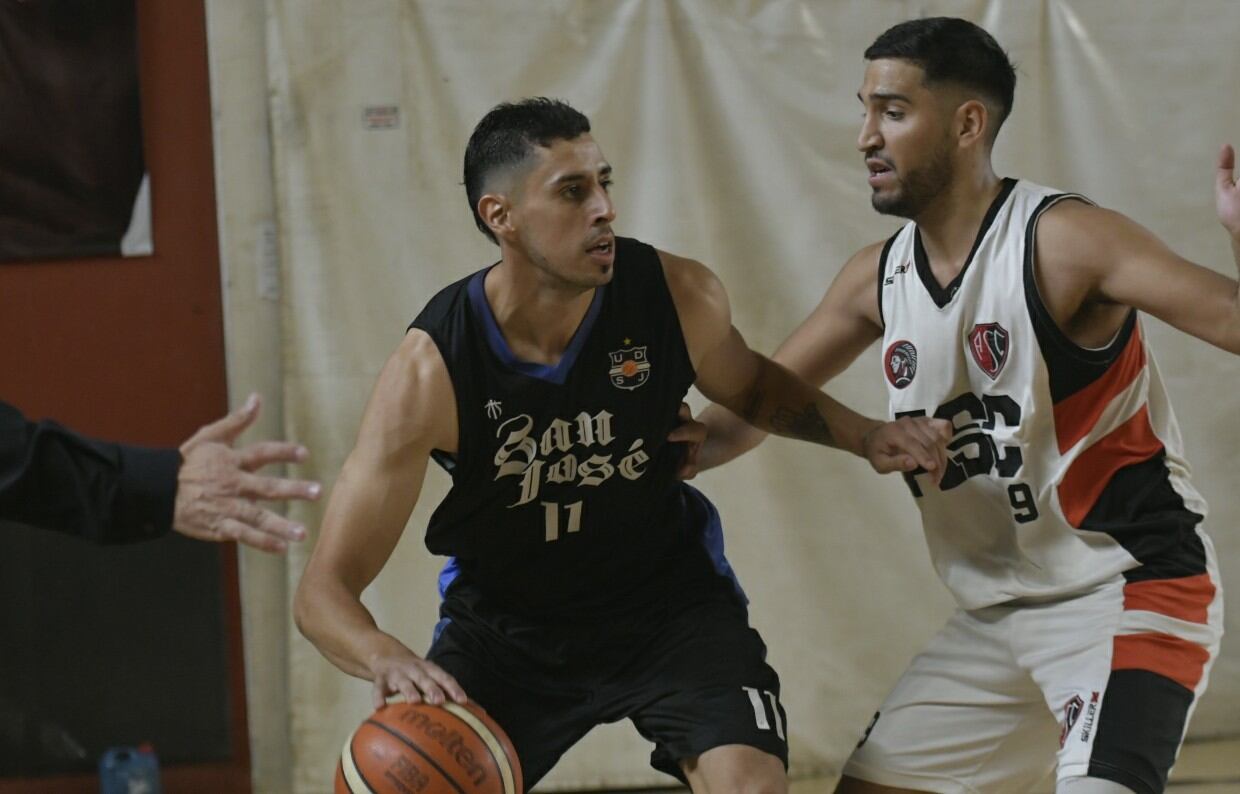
[{"xmin": 335, "ymin": 701, "xmax": 523, "ymax": 794}]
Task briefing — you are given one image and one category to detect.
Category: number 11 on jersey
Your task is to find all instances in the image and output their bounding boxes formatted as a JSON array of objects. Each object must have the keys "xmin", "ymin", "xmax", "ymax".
[{"xmin": 542, "ymin": 500, "xmax": 583, "ymax": 541}]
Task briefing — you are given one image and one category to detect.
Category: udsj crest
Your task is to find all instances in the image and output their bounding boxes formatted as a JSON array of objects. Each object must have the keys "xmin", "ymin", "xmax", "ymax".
[{"xmin": 608, "ymin": 346, "xmax": 651, "ymax": 390}]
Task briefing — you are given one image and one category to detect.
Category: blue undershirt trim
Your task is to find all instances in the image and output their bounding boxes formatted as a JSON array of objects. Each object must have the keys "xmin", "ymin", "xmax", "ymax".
[
  {"xmin": 466, "ymin": 267, "xmax": 605, "ymax": 385},
  {"xmin": 682, "ymin": 483, "xmax": 748, "ymax": 605}
]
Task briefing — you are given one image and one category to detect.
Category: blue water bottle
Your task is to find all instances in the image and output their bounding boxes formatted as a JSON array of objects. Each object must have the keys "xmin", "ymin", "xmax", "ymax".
[{"xmin": 99, "ymin": 743, "xmax": 162, "ymax": 794}]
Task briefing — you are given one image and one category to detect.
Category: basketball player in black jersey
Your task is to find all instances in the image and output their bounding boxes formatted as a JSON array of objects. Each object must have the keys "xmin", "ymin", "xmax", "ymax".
[{"xmin": 294, "ymin": 98, "xmax": 951, "ymax": 790}]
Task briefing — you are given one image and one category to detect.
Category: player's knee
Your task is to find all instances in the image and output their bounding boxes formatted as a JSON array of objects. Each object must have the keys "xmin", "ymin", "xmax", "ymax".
[
  {"xmin": 725, "ymin": 760, "xmax": 788, "ymax": 794},
  {"xmin": 1056, "ymin": 776, "xmax": 1137, "ymax": 794},
  {"xmin": 729, "ymin": 773, "xmax": 787, "ymax": 794},
  {"xmin": 834, "ymin": 775, "xmax": 918, "ymax": 794},
  {"xmin": 687, "ymin": 751, "xmax": 787, "ymax": 794}
]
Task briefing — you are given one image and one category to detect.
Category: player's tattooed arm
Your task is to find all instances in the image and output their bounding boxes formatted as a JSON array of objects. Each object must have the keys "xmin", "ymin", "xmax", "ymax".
[
  {"xmin": 738, "ymin": 386, "xmax": 765, "ymax": 426},
  {"xmin": 684, "ymin": 242, "xmax": 887, "ymax": 474},
  {"xmin": 769, "ymin": 403, "xmax": 833, "ymax": 445},
  {"xmin": 738, "ymin": 385, "xmax": 834, "ymax": 446},
  {"xmin": 658, "ymin": 248, "xmax": 948, "ymax": 476}
]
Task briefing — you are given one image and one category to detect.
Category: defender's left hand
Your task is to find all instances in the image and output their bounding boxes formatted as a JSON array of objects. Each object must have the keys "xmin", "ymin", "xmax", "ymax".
[
  {"xmin": 667, "ymin": 402, "xmax": 706, "ymax": 480},
  {"xmin": 862, "ymin": 416, "xmax": 952, "ymax": 483}
]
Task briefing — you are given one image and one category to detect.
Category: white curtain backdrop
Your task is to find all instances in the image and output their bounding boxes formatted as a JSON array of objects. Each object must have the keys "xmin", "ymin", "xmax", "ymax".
[{"xmin": 212, "ymin": 1, "xmax": 1240, "ymax": 790}]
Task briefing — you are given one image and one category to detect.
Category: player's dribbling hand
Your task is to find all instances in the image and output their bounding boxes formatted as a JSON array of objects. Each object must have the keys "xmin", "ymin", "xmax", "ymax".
[
  {"xmin": 667, "ymin": 402, "xmax": 706, "ymax": 480},
  {"xmin": 861, "ymin": 416, "xmax": 953, "ymax": 485},
  {"xmin": 174, "ymin": 393, "xmax": 321, "ymax": 552},
  {"xmin": 1216, "ymin": 143, "xmax": 1240, "ymax": 239},
  {"xmin": 369, "ymin": 645, "xmax": 468, "ymax": 711}
]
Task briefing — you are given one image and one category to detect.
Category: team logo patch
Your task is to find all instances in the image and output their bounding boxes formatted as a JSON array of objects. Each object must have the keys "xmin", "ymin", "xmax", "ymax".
[
  {"xmin": 968, "ymin": 322, "xmax": 1010, "ymax": 379},
  {"xmin": 608, "ymin": 346, "xmax": 651, "ymax": 390},
  {"xmin": 1060, "ymin": 694, "xmax": 1084, "ymax": 748},
  {"xmin": 884, "ymin": 340, "xmax": 918, "ymax": 389},
  {"xmin": 484, "ymin": 399, "xmax": 502, "ymax": 420}
]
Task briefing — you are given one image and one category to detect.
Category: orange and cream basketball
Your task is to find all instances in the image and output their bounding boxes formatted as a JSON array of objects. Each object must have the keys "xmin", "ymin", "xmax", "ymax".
[{"xmin": 335, "ymin": 701, "xmax": 522, "ymax": 794}]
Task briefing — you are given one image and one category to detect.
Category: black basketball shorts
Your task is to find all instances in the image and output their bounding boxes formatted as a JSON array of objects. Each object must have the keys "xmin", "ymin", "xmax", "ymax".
[{"xmin": 425, "ymin": 589, "xmax": 788, "ymax": 787}]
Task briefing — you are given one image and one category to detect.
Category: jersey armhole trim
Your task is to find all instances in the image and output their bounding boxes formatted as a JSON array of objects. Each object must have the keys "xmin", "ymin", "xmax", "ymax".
[
  {"xmin": 876, "ymin": 231, "xmax": 900, "ymax": 330},
  {"xmin": 1022, "ymin": 193, "xmax": 1135, "ymax": 365}
]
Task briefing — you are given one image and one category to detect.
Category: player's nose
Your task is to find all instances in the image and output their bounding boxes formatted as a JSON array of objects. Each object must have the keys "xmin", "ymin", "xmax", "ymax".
[
  {"xmin": 592, "ymin": 187, "xmax": 616, "ymax": 225},
  {"xmin": 857, "ymin": 113, "xmax": 882, "ymax": 152}
]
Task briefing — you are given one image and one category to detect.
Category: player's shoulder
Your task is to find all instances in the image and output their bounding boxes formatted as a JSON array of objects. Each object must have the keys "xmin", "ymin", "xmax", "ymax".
[
  {"xmin": 654, "ymin": 247, "xmax": 724, "ymax": 302},
  {"xmin": 1037, "ymin": 195, "xmax": 1122, "ymax": 230},
  {"xmin": 375, "ymin": 330, "xmax": 453, "ymax": 427},
  {"xmin": 408, "ymin": 269, "xmax": 479, "ymax": 333},
  {"xmin": 829, "ymin": 239, "xmax": 889, "ymax": 296},
  {"xmin": 849, "ymin": 238, "xmax": 889, "ymax": 272},
  {"xmin": 1034, "ymin": 197, "xmax": 1138, "ymax": 271},
  {"xmin": 351, "ymin": 328, "xmax": 457, "ymax": 452}
]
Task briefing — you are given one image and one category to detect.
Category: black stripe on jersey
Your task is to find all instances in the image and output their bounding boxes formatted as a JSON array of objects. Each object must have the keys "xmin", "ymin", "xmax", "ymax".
[
  {"xmin": 1087, "ymin": 669, "xmax": 1194, "ymax": 794},
  {"xmin": 1078, "ymin": 450, "xmax": 1206, "ymax": 582},
  {"xmin": 912, "ymin": 177, "xmax": 1016, "ymax": 308},
  {"xmin": 1022, "ymin": 192, "xmax": 1139, "ymax": 404},
  {"xmin": 875, "ymin": 231, "xmax": 899, "ymax": 329}
]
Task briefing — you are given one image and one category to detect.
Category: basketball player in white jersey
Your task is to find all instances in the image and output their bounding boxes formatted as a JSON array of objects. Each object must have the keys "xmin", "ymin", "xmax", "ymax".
[{"xmin": 686, "ymin": 16, "xmax": 1240, "ymax": 794}]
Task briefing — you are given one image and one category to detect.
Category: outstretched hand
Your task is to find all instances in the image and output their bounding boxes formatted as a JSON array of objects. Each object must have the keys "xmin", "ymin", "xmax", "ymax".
[
  {"xmin": 862, "ymin": 416, "xmax": 952, "ymax": 483},
  {"xmin": 1217, "ymin": 144, "xmax": 1240, "ymax": 238},
  {"xmin": 174, "ymin": 393, "xmax": 321, "ymax": 552}
]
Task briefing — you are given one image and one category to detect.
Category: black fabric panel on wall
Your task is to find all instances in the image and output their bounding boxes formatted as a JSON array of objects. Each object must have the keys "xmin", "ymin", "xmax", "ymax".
[{"xmin": 0, "ymin": 522, "xmax": 229, "ymax": 775}]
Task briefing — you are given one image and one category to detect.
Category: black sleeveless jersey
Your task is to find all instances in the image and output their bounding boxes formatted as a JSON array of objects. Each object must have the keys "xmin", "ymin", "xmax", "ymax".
[{"xmin": 409, "ymin": 237, "xmax": 728, "ymax": 622}]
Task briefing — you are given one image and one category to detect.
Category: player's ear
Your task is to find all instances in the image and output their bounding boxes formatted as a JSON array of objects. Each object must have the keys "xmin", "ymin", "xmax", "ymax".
[
  {"xmin": 477, "ymin": 193, "xmax": 515, "ymax": 241},
  {"xmin": 956, "ymin": 99, "xmax": 989, "ymax": 149}
]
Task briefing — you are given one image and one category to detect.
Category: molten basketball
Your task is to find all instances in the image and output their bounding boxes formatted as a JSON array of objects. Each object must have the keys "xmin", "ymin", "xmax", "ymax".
[{"xmin": 335, "ymin": 701, "xmax": 522, "ymax": 794}]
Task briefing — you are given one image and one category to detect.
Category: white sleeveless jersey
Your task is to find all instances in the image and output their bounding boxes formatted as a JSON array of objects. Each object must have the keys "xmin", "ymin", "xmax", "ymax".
[{"xmin": 878, "ymin": 179, "xmax": 1208, "ymax": 610}]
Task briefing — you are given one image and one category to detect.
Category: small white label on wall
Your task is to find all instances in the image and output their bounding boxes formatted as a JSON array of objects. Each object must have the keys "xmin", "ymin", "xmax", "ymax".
[{"xmin": 363, "ymin": 105, "xmax": 399, "ymax": 130}]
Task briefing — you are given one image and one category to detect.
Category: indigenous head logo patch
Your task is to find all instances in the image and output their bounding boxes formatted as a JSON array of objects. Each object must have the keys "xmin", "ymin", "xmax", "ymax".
[
  {"xmin": 608, "ymin": 346, "xmax": 650, "ymax": 390},
  {"xmin": 968, "ymin": 322, "xmax": 1010, "ymax": 379},
  {"xmin": 884, "ymin": 340, "xmax": 918, "ymax": 389},
  {"xmin": 1060, "ymin": 694, "xmax": 1085, "ymax": 748}
]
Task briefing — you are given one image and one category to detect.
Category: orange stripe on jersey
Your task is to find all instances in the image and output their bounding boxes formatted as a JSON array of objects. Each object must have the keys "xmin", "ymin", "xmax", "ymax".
[
  {"xmin": 1112, "ymin": 632, "xmax": 1210, "ymax": 691},
  {"xmin": 1053, "ymin": 325, "xmax": 1146, "ymax": 455},
  {"xmin": 1057, "ymin": 405, "xmax": 1164, "ymax": 527},
  {"xmin": 1123, "ymin": 574, "xmax": 1216, "ymax": 624}
]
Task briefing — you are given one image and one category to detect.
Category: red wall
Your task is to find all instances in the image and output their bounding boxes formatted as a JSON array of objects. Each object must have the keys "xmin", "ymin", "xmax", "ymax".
[
  {"xmin": 0, "ymin": 1, "xmax": 250, "ymax": 791},
  {"xmin": 0, "ymin": 4, "xmax": 226, "ymax": 440}
]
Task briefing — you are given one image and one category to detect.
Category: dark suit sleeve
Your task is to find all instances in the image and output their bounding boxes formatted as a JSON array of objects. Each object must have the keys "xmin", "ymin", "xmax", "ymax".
[{"xmin": 0, "ymin": 401, "xmax": 180, "ymax": 543}]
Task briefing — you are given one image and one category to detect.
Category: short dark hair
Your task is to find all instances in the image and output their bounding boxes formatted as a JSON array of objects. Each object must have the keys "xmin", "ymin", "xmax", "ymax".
[
  {"xmin": 865, "ymin": 17, "xmax": 1016, "ymax": 142},
  {"xmin": 463, "ymin": 98, "xmax": 592, "ymax": 243}
]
